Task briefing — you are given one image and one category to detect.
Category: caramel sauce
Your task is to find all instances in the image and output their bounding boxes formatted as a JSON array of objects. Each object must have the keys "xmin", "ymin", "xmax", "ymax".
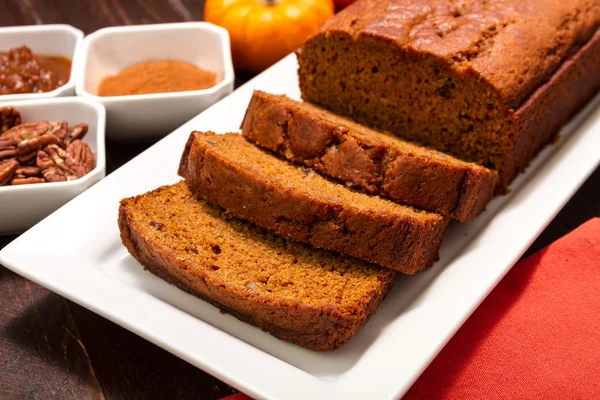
[
  {"xmin": 0, "ymin": 46, "xmax": 72, "ymax": 95},
  {"xmin": 38, "ymin": 55, "xmax": 72, "ymax": 85}
]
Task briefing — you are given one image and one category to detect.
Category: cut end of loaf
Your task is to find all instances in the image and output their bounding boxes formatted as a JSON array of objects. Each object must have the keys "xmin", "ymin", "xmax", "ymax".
[
  {"xmin": 298, "ymin": 32, "xmax": 512, "ymax": 187},
  {"xmin": 242, "ymin": 90, "xmax": 498, "ymax": 221}
]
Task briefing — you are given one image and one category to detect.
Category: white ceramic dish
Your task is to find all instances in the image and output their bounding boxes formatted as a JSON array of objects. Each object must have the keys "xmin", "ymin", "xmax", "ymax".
[
  {"xmin": 76, "ymin": 22, "xmax": 234, "ymax": 142},
  {"xmin": 1, "ymin": 55, "xmax": 599, "ymax": 399},
  {"xmin": 0, "ymin": 24, "xmax": 83, "ymax": 102},
  {"xmin": 0, "ymin": 97, "xmax": 106, "ymax": 234}
]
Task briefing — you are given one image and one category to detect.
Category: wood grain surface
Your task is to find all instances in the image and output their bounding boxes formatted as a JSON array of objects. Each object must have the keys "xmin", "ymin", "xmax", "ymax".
[{"xmin": 0, "ymin": 1, "xmax": 599, "ymax": 399}]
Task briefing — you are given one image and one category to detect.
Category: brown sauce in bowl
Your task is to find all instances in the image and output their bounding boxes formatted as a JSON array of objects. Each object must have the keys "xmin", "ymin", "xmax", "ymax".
[{"xmin": 0, "ymin": 46, "xmax": 72, "ymax": 95}]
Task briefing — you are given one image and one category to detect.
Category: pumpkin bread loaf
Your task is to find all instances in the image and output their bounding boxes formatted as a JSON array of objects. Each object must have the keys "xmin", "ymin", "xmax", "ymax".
[
  {"xmin": 178, "ymin": 131, "xmax": 448, "ymax": 273},
  {"xmin": 297, "ymin": 0, "xmax": 600, "ymax": 191},
  {"xmin": 119, "ymin": 181, "xmax": 395, "ymax": 351},
  {"xmin": 241, "ymin": 90, "xmax": 497, "ymax": 221}
]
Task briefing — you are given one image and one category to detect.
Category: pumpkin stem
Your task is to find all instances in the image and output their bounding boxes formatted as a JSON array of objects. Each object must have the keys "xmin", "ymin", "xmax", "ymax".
[{"xmin": 261, "ymin": 0, "xmax": 280, "ymax": 5}]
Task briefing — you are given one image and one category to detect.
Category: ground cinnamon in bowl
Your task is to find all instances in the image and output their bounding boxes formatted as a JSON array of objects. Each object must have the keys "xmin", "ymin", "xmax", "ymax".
[{"xmin": 97, "ymin": 60, "xmax": 217, "ymax": 96}]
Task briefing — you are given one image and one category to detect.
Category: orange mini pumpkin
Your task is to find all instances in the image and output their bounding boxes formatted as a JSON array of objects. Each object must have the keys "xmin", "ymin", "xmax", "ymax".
[{"xmin": 205, "ymin": 0, "xmax": 334, "ymax": 73}]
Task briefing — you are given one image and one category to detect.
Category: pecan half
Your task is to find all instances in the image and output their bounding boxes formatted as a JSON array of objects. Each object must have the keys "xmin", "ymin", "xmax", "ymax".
[
  {"xmin": 49, "ymin": 121, "xmax": 69, "ymax": 144},
  {"xmin": 0, "ymin": 106, "xmax": 21, "ymax": 133},
  {"xmin": 37, "ymin": 144, "xmax": 90, "ymax": 182},
  {"xmin": 16, "ymin": 133, "xmax": 59, "ymax": 163},
  {"xmin": 66, "ymin": 140, "xmax": 94, "ymax": 175},
  {"xmin": 63, "ymin": 123, "xmax": 88, "ymax": 146},
  {"xmin": 0, "ymin": 159, "xmax": 19, "ymax": 186},
  {"xmin": 19, "ymin": 156, "xmax": 36, "ymax": 166},
  {"xmin": 0, "ymin": 121, "xmax": 62, "ymax": 141},
  {"xmin": 11, "ymin": 177, "xmax": 45, "ymax": 185},
  {"xmin": 0, "ymin": 137, "xmax": 16, "ymax": 161},
  {"xmin": 15, "ymin": 166, "xmax": 41, "ymax": 177},
  {"xmin": 1, "ymin": 121, "xmax": 62, "ymax": 163}
]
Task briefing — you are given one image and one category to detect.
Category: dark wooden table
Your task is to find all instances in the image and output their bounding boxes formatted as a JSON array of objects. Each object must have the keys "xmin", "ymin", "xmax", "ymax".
[{"xmin": 1, "ymin": 1, "xmax": 599, "ymax": 399}]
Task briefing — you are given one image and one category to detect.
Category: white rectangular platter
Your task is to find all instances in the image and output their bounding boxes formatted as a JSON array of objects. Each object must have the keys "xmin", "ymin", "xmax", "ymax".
[{"xmin": 1, "ymin": 55, "xmax": 599, "ymax": 400}]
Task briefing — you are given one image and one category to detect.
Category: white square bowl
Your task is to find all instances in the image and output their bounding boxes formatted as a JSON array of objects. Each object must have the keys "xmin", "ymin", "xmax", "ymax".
[
  {"xmin": 75, "ymin": 22, "xmax": 235, "ymax": 142},
  {"xmin": 0, "ymin": 24, "xmax": 83, "ymax": 102},
  {"xmin": 0, "ymin": 97, "xmax": 106, "ymax": 235}
]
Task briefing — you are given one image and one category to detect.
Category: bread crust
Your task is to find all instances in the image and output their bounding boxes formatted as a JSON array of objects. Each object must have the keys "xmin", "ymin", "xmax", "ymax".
[
  {"xmin": 179, "ymin": 132, "xmax": 448, "ymax": 273},
  {"xmin": 118, "ymin": 185, "xmax": 394, "ymax": 351},
  {"xmin": 505, "ymin": 29, "xmax": 600, "ymax": 184},
  {"xmin": 241, "ymin": 90, "xmax": 497, "ymax": 221},
  {"xmin": 310, "ymin": 0, "xmax": 599, "ymax": 109}
]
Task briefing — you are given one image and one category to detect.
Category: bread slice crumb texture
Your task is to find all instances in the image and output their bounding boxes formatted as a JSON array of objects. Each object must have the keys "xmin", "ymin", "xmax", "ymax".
[
  {"xmin": 179, "ymin": 131, "xmax": 448, "ymax": 272},
  {"xmin": 191, "ymin": 132, "xmax": 442, "ymax": 222},
  {"xmin": 265, "ymin": 91, "xmax": 487, "ymax": 166},
  {"xmin": 120, "ymin": 181, "xmax": 394, "ymax": 312},
  {"xmin": 241, "ymin": 91, "xmax": 498, "ymax": 221}
]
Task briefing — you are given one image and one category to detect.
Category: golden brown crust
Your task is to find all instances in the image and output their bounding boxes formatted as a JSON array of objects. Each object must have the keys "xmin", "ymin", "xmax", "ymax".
[
  {"xmin": 315, "ymin": 0, "xmax": 599, "ymax": 109},
  {"xmin": 505, "ymin": 29, "xmax": 600, "ymax": 184},
  {"xmin": 178, "ymin": 131, "xmax": 448, "ymax": 273},
  {"xmin": 241, "ymin": 90, "xmax": 497, "ymax": 221},
  {"xmin": 118, "ymin": 183, "xmax": 395, "ymax": 351}
]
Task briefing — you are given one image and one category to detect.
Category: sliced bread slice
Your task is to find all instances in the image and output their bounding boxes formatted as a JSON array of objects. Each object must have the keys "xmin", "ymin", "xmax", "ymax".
[
  {"xmin": 241, "ymin": 90, "xmax": 498, "ymax": 221},
  {"xmin": 178, "ymin": 131, "xmax": 448, "ymax": 273},
  {"xmin": 119, "ymin": 181, "xmax": 394, "ymax": 351}
]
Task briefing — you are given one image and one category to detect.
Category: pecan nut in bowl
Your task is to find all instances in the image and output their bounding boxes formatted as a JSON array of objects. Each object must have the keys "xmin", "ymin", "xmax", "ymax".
[
  {"xmin": 0, "ymin": 121, "xmax": 63, "ymax": 141},
  {"xmin": 14, "ymin": 166, "xmax": 42, "ymax": 178},
  {"xmin": 37, "ymin": 143, "xmax": 93, "ymax": 182},
  {"xmin": 0, "ymin": 159, "xmax": 18, "ymax": 185},
  {"xmin": 19, "ymin": 156, "xmax": 37, "ymax": 166},
  {"xmin": 0, "ymin": 106, "xmax": 21, "ymax": 133},
  {"xmin": 11, "ymin": 164, "xmax": 43, "ymax": 185},
  {"xmin": 16, "ymin": 133, "xmax": 60, "ymax": 163},
  {"xmin": 66, "ymin": 139, "xmax": 94, "ymax": 175},
  {"xmin": 1, "ymin": 121, "xmax": 62, "ymax": 163},
  {"xmin": 11, "ymin": 177, "xmax": 45, "ymax": 185},
  {"xmin": 0, "ymin": 112, "xmax": 96, "ymax": 187},
  {"xmin": 0, "ymin": 137, "xmax": 16, "ymax": 161},
  {"xmin": 63, "ymin": 123, "xmax": 88, "ymax": 146},
  {"xmin": 51, "ymin": 120, "xmax": 80, "ymax": 146}
]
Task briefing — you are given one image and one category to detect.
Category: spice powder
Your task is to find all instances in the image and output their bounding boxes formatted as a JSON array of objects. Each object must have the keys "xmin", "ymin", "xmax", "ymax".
[{"xmin": 97, "ymin": 60, "xmax": 217, "ymax": 96}]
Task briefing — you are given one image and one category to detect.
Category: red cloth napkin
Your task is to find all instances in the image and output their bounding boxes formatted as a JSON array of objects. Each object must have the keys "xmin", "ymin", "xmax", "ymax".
[{"xmin": 222, "ymin": 218, "xmax": 600, "ymax": 400}]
